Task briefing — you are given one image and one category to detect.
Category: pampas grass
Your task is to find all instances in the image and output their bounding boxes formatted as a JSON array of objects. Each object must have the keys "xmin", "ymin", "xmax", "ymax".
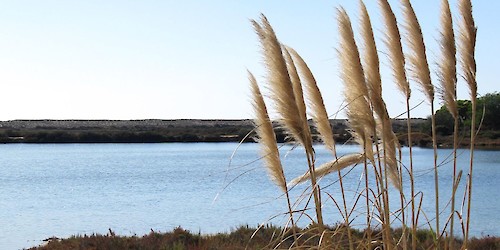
[
  {"xmin": 336, "ymin": 7, "xmax": 375, "ymax": 161},
  {"xmin": 337, "ymin": 8, "xmax": 379, "ymax": 249},
  {"xmin": 437, "ymin": 0, "xmax": 458, "ymax": 244},
  {"xmin": 401, "ymin": 0, "xmax": 434, "ymax": 102},
  {"xmin": 379, "ymin": 0, "xmax": 413, "ymax": 195},
  {"xmin": 401, "ymin": 1, "xmax": 438, "ymax": 248},
  {"xmin": 359, "ymin": 3, "xmax": 405, "ymax": 248},
  {"xmin": 378, "ymin": 6, "xmax": 416, "ymax": 244},
  {"xmin": 360, "ymin": 0, "xmax": 401, "ymax": 192},
  {"xmin": 379, "ymin": 0, "xmax": 410, "ymax": 99},
  {"xmin": 458, "ymin": 0, "xmax": 477, "ymax": 248},
  {"xmin": 248, "ymin": 0, "xmax": 479, "ymax": 249},
  {"xmin": 438, "ymin": 0, "xmax": 458, "ymax": 121},
  {"xmin": 286, "ymin": 47, "xmax": 337, "ymax": 156},
  {"xmin": 288, "ymin": 153, "xmax": 364, "ymax": 187},
  {"xmin": 282, "ymin": 46, "xmax": 311, "ymax": 148},
  {"xmin": 251, "ymin": 17, "xmax": 307, "ymax": 148},
  {"xmin": 249, "ymin": 71, "xmax": 286, "ymax": 192},
  {"xmin": 252, "ymin": 14, "xmax": 324, "ymax": 227},
  {"xmin": 249, "ymin": 70, "xmax": 299, "ymax": 245}
]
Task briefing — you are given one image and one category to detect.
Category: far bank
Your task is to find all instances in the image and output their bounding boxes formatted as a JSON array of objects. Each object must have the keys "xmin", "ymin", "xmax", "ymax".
[{"xmin": 0, "ymin": 119, "xmax": 498, "ymax": 147}]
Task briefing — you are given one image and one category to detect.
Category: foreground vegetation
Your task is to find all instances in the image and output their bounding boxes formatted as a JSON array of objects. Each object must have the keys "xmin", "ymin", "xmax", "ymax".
[{"xmin": 29, "ymin": 226, "xmax": 500, "ymax": 250}]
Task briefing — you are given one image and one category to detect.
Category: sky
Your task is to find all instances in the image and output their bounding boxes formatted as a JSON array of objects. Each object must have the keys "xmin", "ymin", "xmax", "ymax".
[{"xmin": 0, "ymin": 0, "xmax": 497, "ymax": 120}]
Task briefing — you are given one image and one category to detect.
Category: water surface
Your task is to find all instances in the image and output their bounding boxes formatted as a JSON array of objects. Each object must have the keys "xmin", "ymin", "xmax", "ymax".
[{"xmin": 0, "ymin": 143, "xmax": 498, "ymax": 249}]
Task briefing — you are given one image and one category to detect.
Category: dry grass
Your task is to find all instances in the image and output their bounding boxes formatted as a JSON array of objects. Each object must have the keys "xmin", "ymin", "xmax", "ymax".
[{"xmin": 29, "ymin": 226, "xmax": 500, "ymax": 250}]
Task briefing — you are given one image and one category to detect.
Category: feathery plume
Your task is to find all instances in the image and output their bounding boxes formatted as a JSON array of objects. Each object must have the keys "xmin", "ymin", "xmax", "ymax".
[
  {"xmin": 360, "ymin": 1, "xmax": 401, "ymax": 190},
  {"xmin": 401, "ymin": 0, "xmax": 434, "ymax": 102},
  {"xmin": 249, "ymin": 71, "xmax": 286, "ymax": 192},
  {"xmin": 282, "ymin": 46, "xmax": 313, "ymax": 149},
  {"xmin": 379, "ymin": 125, "xmax": 402, "ymax": 190},
  {"xmin": 438, "ymin": 0, "xmax": 457, "ymax": 118},
  {"xmin": 360, "ymin": 1, "xmax": 382, "ymax": 111},
  {"xmin": 438, "ymin": 0, "xmax": 457, "ymax": 113},
  {"xmin": 286, "ymin": 46, "xmax": 336, "ymax": 154},
  {"xmin": 288, "ymin": 153, "xmax": 364, "ymax": 187},
  {"xmin": 379, "ymin": 0, "xmax": 410, "ymax": 99},
  {"xmin": 458, "ymin": 0, "xmax": 477, "ymax": 99},
  {"xmin": 252, "ymin": 15, "xmax": 309, "ymax": 147},
  {"xmin": 337, "ymin": 7, "xmax": 375, "ymax": 160},
  {"xmin": 253, "ymin": 15, "xmax": 323, "ymax": 226}
]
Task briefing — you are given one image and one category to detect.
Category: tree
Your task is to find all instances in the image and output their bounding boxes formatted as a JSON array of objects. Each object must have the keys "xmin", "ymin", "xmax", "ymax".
[
  {"xmin": 433, "ymin": 92, "xmax": 500, "ymax": 134},
  {"xmin": 477, "ymin": 92, "xmax": 500, "ymax": 130}
]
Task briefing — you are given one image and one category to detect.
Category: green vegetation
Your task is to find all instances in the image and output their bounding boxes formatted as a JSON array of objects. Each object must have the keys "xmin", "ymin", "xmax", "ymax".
[
  {"xmin": 426, "ymin": 92, "xmax": 500, "ymax": 148},
  {"xmin": 30, "ymin": 226, "xmax": 500, "ymax": 250},
  {"xmin": 434, "ymin": 92, "xmax": 500, "ymax": 135}
]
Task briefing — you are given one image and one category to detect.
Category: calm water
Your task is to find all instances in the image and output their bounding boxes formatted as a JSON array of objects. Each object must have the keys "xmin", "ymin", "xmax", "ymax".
[{"xmin": 0, "ymin": 143, "xmax": 498, "ymax": 249}]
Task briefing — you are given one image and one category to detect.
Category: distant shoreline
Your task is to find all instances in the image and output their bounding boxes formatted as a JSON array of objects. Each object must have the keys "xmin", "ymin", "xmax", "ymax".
[
  {"xmin": 0, "ymin": 118, "xmax": 403, "ymax": 144},
  {"xmin": 0, "ymin": 119, "xmax": 255, "ymax": 143},
  {"xmin": 0, "ymin": 119, "xmax": 498, "ymax": 148}
]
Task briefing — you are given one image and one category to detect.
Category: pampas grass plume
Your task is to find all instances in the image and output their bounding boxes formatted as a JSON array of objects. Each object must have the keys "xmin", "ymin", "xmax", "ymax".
[
  {"xmin": 459, "ymin": 0, "xmax": 477, "ymax": 98},
  {"xmin": 401, "ymin": 0, "xmax": 434, "ymax": 102},
  {"xmin": 288, "ymin": 153, "xmax": 364, "ymax": 187},
  {"xmin": 438, "ymin": 0, "xmax": 458, "ymax": 119},
  {"xmin": 379, "ymin": 0, "xmax": 410, "ymax": 99},
  {"xmin": 282, "ymin": 46, "xmax": 312, "ymax": 149},
  {"xmin": 248, "ymin": 71, "xmax": 287, "ymax": 192},
  {"xmin": 337, "ymin": 7, "xmax": 375, "ymax": 160},
  {"xmin": 252, "ymin": 15, "xmax": 308, "ymax": 147},
  {"xmin": 360, "ymin": 1, "xmax": 401, "ymax": 190},
  {"xmin": 286, "ymin": 46, "xmax": 337, "ymax": 155}
]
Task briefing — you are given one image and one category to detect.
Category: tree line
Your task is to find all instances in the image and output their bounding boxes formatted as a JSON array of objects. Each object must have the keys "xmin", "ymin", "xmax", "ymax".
[{"xmin": 434, "ymin": 92, "xmax": 500, "ymax": 138}]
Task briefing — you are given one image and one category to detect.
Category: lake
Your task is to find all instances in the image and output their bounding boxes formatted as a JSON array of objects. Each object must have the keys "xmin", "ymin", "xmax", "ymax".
[{"xmin": 0, "ymin": 143, "xmax": 498, "ymax": 249}]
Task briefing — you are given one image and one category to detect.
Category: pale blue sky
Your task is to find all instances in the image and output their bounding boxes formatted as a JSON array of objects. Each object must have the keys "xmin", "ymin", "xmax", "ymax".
[{"xmin": 0, "ymin": 0, "xmax": 497, "ymax": 120}]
